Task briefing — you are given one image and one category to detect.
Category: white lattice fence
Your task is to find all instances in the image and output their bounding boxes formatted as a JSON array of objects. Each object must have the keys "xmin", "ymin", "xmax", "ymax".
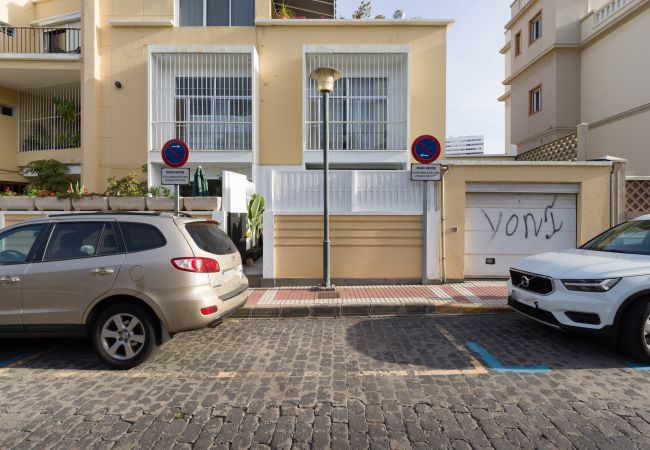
[
  {"xmin": 516, "ymin": 133, "xmax": 577, "ymax": 161},
  {"xmin": 626, "ymin": 180, "xmax": 650, "ymax": 219}
]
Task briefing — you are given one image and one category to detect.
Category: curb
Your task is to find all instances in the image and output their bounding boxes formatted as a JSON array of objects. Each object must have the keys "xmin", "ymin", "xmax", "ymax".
[{"xmin": 232, "ymin": 303, "xmax": 512, "ymax": 319}]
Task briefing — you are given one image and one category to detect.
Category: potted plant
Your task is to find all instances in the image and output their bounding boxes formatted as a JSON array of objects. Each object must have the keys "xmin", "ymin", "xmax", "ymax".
[
  {"xmin": 34, "ymin": 190, "xmax": 72, "ymax": 211},
  {"xmin": 0, "ymin": 187, "xmax": 34, "ymax": 211},
  {"xmin": 275, "ymin": 2, "xmax": 294, "ymax": 19},
  {"xmin": 183, "ymin": 196, "xmax": 222, "ymax": 211},
  {"xmin": 146, "ymin": 186, "xmax": 178, "ymax": 211},
  {"xmin": 53, "ymin": 97, "xmax": 81, "ymax": 149},
  {"xmin": 106, "ymin": 172, "xmax": 147, "ymax": 211},
  {"xmin": 24, "ymin": 159, "xmax": 72, "ymax": 211},
  {"xmin": 70, "ymin": 182, "xmax": 108, "ymax": 211},
  {"xmin": 246, "ymin": 193, "xmax": 265, "ymax": 261}
]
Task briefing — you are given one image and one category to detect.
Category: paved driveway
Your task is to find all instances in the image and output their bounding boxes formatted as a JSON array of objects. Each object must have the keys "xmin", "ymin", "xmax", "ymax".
[{"xmin": 1, "ymin": 315, "xmax": 650, "ymax": 449}]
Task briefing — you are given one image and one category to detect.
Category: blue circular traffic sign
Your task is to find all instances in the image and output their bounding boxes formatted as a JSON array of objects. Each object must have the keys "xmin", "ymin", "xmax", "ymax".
[
  {"xmin": 411, "ymin": 135, "xmax": 441, "ymax": 164},
  {"xmin": 162, "ymin": 139, "xmax": 189, "ymax": 168}
]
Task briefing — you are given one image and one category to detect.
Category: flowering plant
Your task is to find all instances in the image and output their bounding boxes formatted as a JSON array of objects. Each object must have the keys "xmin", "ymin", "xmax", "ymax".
[{"xmin": 0, "ymin": 186, "xmax": 18, "ymax": 197}]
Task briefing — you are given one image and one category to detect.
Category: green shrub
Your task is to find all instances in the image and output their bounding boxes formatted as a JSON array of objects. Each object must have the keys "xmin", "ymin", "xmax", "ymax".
[
  {"xmin": 105, "ymin": 172, "xmax": 148, "ymax": 197},
  {"xmin": 26, "ymin": 159, "xmax": 70, "ymax": 193}
]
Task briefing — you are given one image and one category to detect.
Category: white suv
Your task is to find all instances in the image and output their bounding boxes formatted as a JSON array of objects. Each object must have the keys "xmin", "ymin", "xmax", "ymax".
[{"xmin": 508, "ymin": 215, "xmax": 650, "ymax": 362}]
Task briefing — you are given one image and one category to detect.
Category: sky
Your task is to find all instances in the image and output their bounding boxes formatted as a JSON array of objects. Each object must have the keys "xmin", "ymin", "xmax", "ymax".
[{"xmin": 336, "ymin": 1, "xmax": 510, "ymax": 153}]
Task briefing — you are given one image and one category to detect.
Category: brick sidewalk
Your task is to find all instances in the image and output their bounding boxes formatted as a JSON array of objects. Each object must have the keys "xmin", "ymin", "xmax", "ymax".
[{"xmin": 236, "ymin": 281, "xmax": 510, "ymax": 318}]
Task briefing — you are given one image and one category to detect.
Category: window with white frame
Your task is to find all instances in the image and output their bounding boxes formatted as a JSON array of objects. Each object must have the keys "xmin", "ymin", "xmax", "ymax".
[
  {"xmin": 179, "ymin": 0, "xmax": 255, "ymax": 26},
  {"xmin": 150, "ymin": 52, "xmax": 253, "ymax": 151},
  {"xmin": 305, "ymin": 53, "xmax": 407, "ymax": 151},
  {"xmin": 529, "ymin": 85, "xmax": 542, "ymax": 114}
]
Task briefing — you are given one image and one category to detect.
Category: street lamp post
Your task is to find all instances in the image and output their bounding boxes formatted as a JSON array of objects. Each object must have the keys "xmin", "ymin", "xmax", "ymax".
[{"xmin": 310, "ymin": 67, "xmax": 342, "ymax": 289}]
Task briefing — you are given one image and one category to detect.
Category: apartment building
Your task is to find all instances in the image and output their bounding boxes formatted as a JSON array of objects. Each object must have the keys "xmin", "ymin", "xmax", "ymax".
[
  {"xmin": 500, "ymin": 0, "xmax": 650, "ymax": 176},
  {"xmin": 0, "ymin": 0, "xmax": 450, "ymax": 193},
  {"xmin": 445, "ymin": 135, "xmax": 485, "ymax": 156}
]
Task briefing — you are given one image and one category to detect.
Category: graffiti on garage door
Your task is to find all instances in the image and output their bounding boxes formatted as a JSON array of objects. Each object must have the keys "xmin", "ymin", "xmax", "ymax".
[{"xmin": 481, "ymin": 195, "xmax": 564, "ymax": 241}]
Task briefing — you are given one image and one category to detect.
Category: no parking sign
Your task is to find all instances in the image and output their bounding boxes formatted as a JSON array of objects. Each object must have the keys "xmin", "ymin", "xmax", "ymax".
[
  {"xmin": 161, "ymin": 139, "xmax": 190, "ymax": 168},
  {"xmin": 411, "ymin": 135, "xmax": 442, "ymax": 164}
]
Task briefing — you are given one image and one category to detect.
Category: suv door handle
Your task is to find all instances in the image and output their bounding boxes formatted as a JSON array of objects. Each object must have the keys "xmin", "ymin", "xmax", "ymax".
[
  {"xmin": 91, "ymin": 268, "xmax": 115, "ymax": 276},
  {"xmin": 0, "ymin": 276, "xmax": 20, "ymax": 284}
]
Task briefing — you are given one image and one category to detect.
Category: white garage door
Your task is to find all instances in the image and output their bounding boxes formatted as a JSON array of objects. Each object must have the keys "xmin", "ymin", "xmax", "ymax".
[{"xmin": 465, "ymin": 189, "xmax": 577, "ymax": 277}]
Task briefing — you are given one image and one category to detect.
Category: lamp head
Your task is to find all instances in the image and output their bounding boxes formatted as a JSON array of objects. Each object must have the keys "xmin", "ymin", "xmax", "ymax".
[{"xmin": 310, "ymin": 67, "xmax": 342, "ymax": 93}]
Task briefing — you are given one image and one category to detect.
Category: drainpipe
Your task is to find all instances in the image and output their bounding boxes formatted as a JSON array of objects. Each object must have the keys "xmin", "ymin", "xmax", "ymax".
[
  {"xmin": 440, "ymin": 165, "xmax": 451, "ymax": 284},
  {"xmin": 610, "ymin": 163, "xmax": 617, "ymax": 227}
]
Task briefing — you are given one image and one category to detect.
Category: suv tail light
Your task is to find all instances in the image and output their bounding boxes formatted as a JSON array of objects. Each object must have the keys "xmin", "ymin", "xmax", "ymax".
[{"xmin": 171, "ymin": 257, "xmax": 220, "ymax": 273}]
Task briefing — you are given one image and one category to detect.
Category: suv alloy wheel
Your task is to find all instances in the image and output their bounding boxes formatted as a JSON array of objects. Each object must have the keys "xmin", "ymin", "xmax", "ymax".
[{"xmin": 91, "ymin": 303, "xmax": 156, "ymax": 369}]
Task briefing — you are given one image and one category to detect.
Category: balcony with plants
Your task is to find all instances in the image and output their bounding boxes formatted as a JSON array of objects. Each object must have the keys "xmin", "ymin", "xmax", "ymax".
[{"xmin": 18, "ymin": 82, "xmax": 81, "ymax": 155}]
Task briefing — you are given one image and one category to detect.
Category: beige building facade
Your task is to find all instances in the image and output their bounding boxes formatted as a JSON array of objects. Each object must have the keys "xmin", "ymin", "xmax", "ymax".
[
  {"xmin": 500, "ymin": 0, "xmax": 650, "ymax": 176},
  {"xmin": 0, "ymin": 0, "xmax": 629, "ymax": 283},
  {"xmin": 0, "ymin": 0, "xmax": 450, "ymax": 193}
]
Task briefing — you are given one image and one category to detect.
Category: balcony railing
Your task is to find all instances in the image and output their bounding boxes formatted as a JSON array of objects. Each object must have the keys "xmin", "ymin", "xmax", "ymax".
[
  {"xmin": 594, "ymin": 0, "xmax": 633, "ymax": 25},
  {"xmin": 0, "ymin": 26, "xmax": 81, "ymax": 55},
  {"xmin": 19, "ymin": 82, "xmax": 81, "ymax": 152}
]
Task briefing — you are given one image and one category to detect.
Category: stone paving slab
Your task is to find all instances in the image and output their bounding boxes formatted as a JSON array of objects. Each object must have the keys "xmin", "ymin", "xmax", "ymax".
[
  {"xmin": 2, "ymin": 315, "xmax": 650, "ymax": 449},
  {"xmin": 238, "ymin": 281, "xmax": 510, "ymax": 318}
]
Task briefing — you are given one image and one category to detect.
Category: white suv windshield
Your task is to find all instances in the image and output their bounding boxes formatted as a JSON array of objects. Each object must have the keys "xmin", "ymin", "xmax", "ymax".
[{"xmin": 581, "ymin": 220, "xmax": 650, "ymax": 255}]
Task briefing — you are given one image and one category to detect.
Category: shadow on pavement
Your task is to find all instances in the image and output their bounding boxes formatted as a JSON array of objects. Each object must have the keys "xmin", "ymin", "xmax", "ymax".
[
  {"xmin": 345, "ymin": 314, "xmax": 637, "ymax": 371},
  {"xmin": 0, "ymin": 337, "xmax": 107, "ymax": 371}
]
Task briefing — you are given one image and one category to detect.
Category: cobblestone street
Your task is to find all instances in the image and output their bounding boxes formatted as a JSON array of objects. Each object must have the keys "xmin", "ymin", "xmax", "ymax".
[{"xmin": 2, "ymin": 314, "xmax": 650, "ymax": 449}]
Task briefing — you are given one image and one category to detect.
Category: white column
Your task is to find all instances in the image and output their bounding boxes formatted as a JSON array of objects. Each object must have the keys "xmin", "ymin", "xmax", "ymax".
[
  {"xmin": 212, "ymin": 210, "xmax": 228, "ymax": 233},
  {"xmin": 262, "ymin": 210, "xmax": 274, "ymax": 280}
]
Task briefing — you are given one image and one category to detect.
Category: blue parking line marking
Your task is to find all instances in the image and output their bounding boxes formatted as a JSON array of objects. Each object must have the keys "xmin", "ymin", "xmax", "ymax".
[
  {"xmin": 466, "ymin": 342, "xmax": 551, "ymax": 373},
  {"xmin": 0, "ymin": 350, "xmax": 39, "ymax": 368},
  {"xmin": 628, "ymin": 361, "xmax": 650, "ymax": 370}
]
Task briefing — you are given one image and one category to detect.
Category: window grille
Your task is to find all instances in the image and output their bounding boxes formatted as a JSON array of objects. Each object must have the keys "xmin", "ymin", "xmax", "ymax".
[
  {"xmin": 18, "ymin": 82, "xmax": 81, "ymax": 152},
  {"xmin": 305, "ymin": 53, "xmax": 408, "ymax": 151},
  {"xmin": 150, "ymin": 52, "xmax": 253, "ymax": 151}
]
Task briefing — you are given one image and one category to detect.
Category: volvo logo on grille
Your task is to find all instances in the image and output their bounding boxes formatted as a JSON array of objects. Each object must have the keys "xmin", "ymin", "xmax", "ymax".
[{"xmin": 520, "ymin": 275, "xmax": 531, "ymax": 289}]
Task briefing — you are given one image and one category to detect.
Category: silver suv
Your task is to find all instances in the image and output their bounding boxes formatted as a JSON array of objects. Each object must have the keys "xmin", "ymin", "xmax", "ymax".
[{"xmin": 0, "ymin": 212, "xmax": 249, "ymax": 369}]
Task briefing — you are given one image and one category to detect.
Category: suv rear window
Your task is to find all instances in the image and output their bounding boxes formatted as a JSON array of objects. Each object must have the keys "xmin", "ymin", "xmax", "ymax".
[
  {"xmin": 185, "ymin": 222, "xmax": 237, "ymax": 255},
  {"xmin": 119, "ymin": 222, "xmax": 166, "ymax": 252}
]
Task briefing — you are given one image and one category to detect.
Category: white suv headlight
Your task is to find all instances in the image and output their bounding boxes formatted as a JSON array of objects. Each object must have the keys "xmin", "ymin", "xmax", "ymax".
[{"xmin": 562, "ymin": 278, "xmax": 621, "ymax": 292}]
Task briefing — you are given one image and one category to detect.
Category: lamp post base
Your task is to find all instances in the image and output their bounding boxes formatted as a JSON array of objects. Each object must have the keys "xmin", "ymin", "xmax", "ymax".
[{"xmin": 312, "ymin": 285, "xmax": 337, "ymax": 292}]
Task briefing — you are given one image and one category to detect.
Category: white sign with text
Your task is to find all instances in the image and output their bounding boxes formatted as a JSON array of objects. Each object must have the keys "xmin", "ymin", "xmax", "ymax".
[
  {"xmin": 410, "ymin": 164, "xmax": 442, "ymax": 182},
  {"xmin": 161, "ymin": 168, "xmax": 190, "ymax": 186}
]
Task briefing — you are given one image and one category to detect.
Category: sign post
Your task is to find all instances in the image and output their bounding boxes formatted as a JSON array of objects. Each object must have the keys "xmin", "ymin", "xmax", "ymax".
[
  {"xmin": 161, "ymin": 139, "xmax": 190, "ymax": 216},
  {"xmin": 411, "ymin": 135, "xmax": 442, "ymax": 285}
]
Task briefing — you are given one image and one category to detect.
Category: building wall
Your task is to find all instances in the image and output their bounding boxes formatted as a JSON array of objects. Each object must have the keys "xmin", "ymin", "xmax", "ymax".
[
  {"xmin": 509, "ymin": 0, "xmax": 557, "ymax": 75},
  {"xmin": 581, "ymin": 5, "xmax": 650, "ymax": 175},
  {"xmin": 257, "ymin": 24, "xmax": 447, "ymax": 166},
  {"xmin": 0, "ymin": 87, "xmax": 21, "ymax": 183},
  {"xmin": 588, "ymin": 110, "xmax": 650, "ymax": 174},
  {"xmin": 581, "ymin": 6, "xmax": 650, "ymax": 124},
  {"xmin": 90, "ymin": 15, "xmax": 447, "ymax": 191},
  {"xmin": 34, "ymin": 0, "xmax": 81, "ymax": 21},
  {"xmin": 443, "ymin": 163, "xmax": 612, "ymax": 280},
  {"xmin": 509, "ymin": 52, "xmax": 559, "ymax": 151},
  {"xmin": 555, "ymin": 48, "xmax": 581, "ymax": 127},
  {"xmin": 1, "ymin": 0, "xmax": 81, "ymax": 25},
  {"xmin": 273, "ymin": 215, "xmax": 422, "ymax": 280}
]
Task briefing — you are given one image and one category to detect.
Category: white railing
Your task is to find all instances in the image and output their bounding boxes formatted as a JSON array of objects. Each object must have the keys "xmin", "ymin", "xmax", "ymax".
[
  {"xmin": 19, "ymin": 82, "xmax": 81, "ymax": 152},
  {"xmin": 594, "ymin": 0, "xmax": 633, "ymax": 25},
  {"xmin": 305, "ymin": 53, "xmax": 408, "ymax": 152},
  {"xmin": 519, "ymin": 0, "xmax": 532, "ymax": 9},
  {"xmin": 150, "ymin": 52, "xmax": 253, "ymax": 152},
  {"xmin": 269, "ymin": 170, "xmax": 437, "ymax": 213},
  {"xmin": 511, "ymin": 0, "xmax": 532, "ymax": 16}
]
